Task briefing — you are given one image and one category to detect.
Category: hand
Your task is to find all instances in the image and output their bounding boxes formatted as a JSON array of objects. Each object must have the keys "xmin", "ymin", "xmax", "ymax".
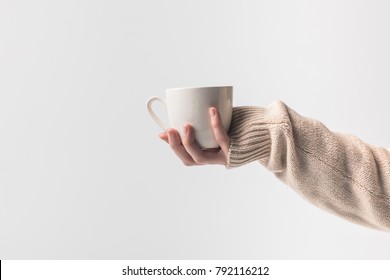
[{"xmin": 159, "ymin": 107, "xmax": 230, "ymax": 166}]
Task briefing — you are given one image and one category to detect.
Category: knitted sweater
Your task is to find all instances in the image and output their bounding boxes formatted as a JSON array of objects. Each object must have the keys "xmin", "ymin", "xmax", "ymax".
[{"xmin": 227, "ymin": 101, "xmax": 390, "ymax": 231}]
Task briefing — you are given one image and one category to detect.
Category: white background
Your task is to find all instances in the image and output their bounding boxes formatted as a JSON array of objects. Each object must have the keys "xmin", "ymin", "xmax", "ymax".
[{"xmin": 1, "ymin": 0, "xmax": 390, "ymax": 259}]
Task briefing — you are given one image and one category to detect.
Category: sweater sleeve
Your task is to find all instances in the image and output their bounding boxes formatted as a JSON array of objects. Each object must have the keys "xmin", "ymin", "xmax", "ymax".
[{"xmin": 227, "ymin": 100, "xmax": 390, "ymax": 231}]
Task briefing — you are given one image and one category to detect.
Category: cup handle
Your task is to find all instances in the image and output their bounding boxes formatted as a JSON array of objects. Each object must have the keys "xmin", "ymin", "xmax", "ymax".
[{"xmin": 146, "ymin": 96, "xmax": 168, "ymax": 131}]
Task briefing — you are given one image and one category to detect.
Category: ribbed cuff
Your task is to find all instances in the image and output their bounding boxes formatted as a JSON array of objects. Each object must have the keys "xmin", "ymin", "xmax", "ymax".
[{"xmin": 227, "ymin": 106, "xmax": 271, "ymax": 168}]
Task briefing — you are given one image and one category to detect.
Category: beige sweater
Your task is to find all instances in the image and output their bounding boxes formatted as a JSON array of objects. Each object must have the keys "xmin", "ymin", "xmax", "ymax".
[{"xmin": 227, "ymin": 101, "xmax": 390, "ymax": 231}]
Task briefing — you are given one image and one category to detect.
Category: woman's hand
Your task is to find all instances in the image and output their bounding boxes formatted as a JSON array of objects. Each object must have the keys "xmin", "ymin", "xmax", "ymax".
[{"xmin": 159, "ymin": 107, "xmax": 230, "ymax": 166}]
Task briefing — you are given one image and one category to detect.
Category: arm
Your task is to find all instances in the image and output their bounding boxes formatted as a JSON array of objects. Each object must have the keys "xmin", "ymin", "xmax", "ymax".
[
  {"xmin": 228, "ymin": 101, "xmax": 390, "ymax": 231},
  {"xmin": 159, "ymin": 102, "xmax": 390, "ymax": 231}
]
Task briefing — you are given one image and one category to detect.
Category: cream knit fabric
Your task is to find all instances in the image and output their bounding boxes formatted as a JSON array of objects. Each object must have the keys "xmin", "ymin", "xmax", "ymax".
[{"xmin": 227, "ymin": 101, "xmax": 390, "ymax": 231}]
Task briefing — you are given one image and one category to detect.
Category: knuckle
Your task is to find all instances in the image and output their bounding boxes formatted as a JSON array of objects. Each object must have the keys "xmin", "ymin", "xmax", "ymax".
[
  {"xmin": 211, "ymin": 120, "xmax": 220, "ymax": 129},
  {"xmin": 169, "ymin": 139, "xmax": 181, "ymax": 150},
  {"xmin": 182, "ymin": 138, "xmax": 191, "ymax": 147},
  {"xmin": 182, "ymin": 135, "xmax": 194, "ymax": 147}
]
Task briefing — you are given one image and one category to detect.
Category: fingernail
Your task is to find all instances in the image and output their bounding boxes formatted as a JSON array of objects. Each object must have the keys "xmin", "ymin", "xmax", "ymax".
[
  {"xmin": 210, "ymin": 108, "xmax": 216, "ymax": 116},
  {"xmin": 183, "ymin": 124, "xmax": 188, "ymax": 135}
]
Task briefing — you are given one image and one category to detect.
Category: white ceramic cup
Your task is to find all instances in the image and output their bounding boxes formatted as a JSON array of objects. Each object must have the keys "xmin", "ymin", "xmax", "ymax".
[{"xmin": 147, "ymin": 86, "xmax": 233, "ymax": 149}]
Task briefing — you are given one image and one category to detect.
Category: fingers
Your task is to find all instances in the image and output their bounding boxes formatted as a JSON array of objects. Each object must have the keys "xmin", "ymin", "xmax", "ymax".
[
  {"xmin": 159, "ymin": 132, "xmax": 168, "ymax": 143},
  {"xmin": 182, "ymin": 124, "xmax": 226, "ymax": 165},
  {"xmin": 158, "ymin": 107, "xmax": 231, "ymax": 166},
  {"xmin": 166, "ymin": 129, "xmax": 197, "ymax": 166},
  {"xmin": 181, "ymin": 124, "xmax": 207, "ymax": 164},
  {"xmin": 209, "ymin": 107, "xmax": 230, "ymax": 155}
]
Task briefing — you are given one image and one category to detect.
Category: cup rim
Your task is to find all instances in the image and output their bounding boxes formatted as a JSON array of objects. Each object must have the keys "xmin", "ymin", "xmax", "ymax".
[{"xmin": 166, "ymin": 85, "xmax": 233, "ymax": 91}]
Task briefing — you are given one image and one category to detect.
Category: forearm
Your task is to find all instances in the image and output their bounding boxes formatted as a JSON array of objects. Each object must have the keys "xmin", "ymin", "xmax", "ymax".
[{"xmin": 227, "ymin": 101, "xmax": 390, "ymax": 231}]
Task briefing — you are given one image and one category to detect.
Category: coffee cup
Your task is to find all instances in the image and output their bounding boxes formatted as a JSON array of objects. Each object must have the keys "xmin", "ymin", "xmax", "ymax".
[{"xmin": 147, "ymin": 86, "xmax": 233, "ymax": 149}]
